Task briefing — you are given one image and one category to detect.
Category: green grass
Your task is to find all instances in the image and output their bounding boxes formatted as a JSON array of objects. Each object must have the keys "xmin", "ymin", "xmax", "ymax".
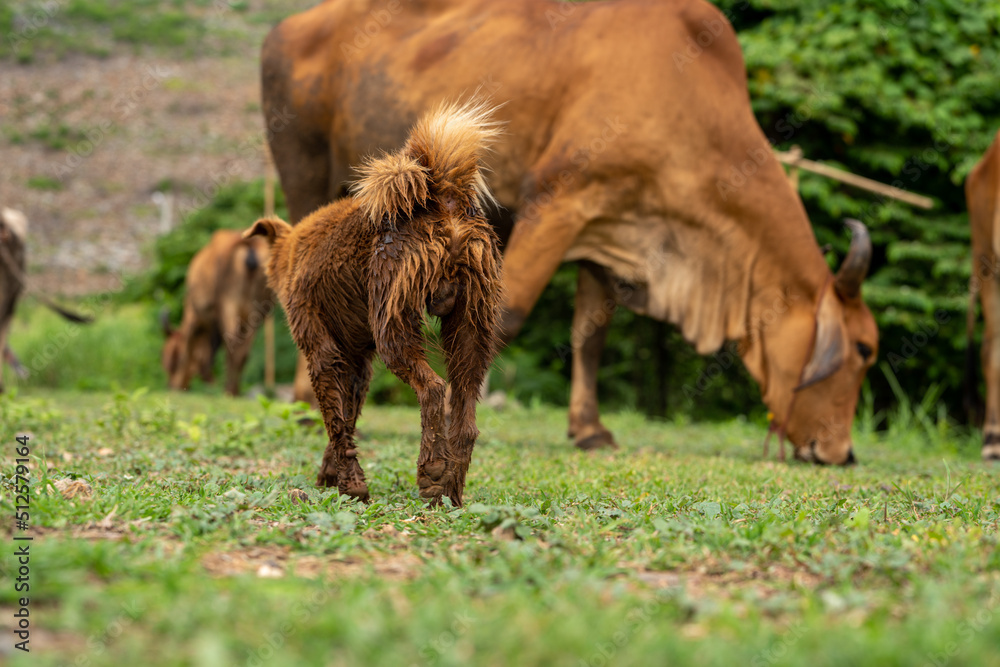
[
  {"xmin": 1, "ymin": 389, "xmax": 998, "ymax": 665},
  {"xmin": 1, "ymin": 0, "xmax": 316, "ymax": 63}
]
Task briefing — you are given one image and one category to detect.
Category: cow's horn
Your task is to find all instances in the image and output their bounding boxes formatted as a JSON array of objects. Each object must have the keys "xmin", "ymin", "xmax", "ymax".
[
  {"xmin": 159, "ymin": 307, "xmax": 174, "ymax": 336},
  {"xmin": 834, "ymin": 219, "xmax": 871, "ymax": 300}
]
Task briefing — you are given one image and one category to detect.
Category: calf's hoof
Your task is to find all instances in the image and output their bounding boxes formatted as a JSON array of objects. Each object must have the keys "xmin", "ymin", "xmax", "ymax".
[
  {"xmin": 983, "ymin": 444, "xmax": 1000, "ymax": 462},
  {"xmin": 573, "ymin": 427, "xmax": 618, "ymax": 451},
  {"xmin": 418, "ymin": 459, "xmax": 461, "ymax": 506},
  {"xmin": 316, "ymin": 451, "xmax": 370, "ymax": 502}
]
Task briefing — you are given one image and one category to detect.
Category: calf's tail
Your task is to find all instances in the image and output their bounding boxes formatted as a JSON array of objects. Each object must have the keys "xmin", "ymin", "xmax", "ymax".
[{"xmin": 352, "ymin": 99, "xmax": 502, "ymax": 227}]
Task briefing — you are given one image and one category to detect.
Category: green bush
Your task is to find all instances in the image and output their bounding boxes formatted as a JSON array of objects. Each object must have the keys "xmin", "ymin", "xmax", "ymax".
[{"xmin": 7, "ymin": 302, "xmax": 163, "ymax": 391}]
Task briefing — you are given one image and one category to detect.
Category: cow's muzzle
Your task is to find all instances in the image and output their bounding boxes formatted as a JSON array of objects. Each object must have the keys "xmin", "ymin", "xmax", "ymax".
[{"xmin": 795, "ymin": 440, "xmax": 857, "ymax": 466}]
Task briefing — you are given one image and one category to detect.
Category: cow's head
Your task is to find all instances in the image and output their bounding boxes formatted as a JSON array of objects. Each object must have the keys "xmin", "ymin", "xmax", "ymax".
[
  {"xmin": 160, "ymin": 308, "xmax": 185, "ymax": 388},
  {"xmin": 0, "ymin": 207, "xmax": 28, "ymax": 245},
  {"xmin": 742, "ymin": 220, "xmax": 878, "ymax": 465},
  {"xmin": 160, "ymin": 309, "xmax": 213, "ymax": 391}
]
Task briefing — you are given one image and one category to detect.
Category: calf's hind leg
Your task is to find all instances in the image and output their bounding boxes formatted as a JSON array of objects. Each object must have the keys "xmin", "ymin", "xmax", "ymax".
[
  {"xmin": 378, "ymin": 313, "xmax": 454, "ymax": 505},
  {"xmin": 440, "ymin": 306, "xmax": 495, "ymax": 506},
  {"xmin": 305, "ymin": 335, "xmax": 373, "ymax": 501}
]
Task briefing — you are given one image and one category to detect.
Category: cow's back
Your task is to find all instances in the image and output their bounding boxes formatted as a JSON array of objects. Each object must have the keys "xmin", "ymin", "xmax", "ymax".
[{"xmin": 263, "ymin": 0, "xmax": 752, "ymax": 208}]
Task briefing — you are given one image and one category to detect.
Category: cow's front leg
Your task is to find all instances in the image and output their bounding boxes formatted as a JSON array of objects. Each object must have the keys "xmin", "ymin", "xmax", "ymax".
[
  {"xmin": 568, "ymin": 262, "xmax": 618, "ymax": 450},
  {"xmin": 980, "ymin": 273, "xmax": 1000, "ymax": 461},
  {"xmin": 378, "ymin": 315, "xmax": 453, "ymax": 504}
]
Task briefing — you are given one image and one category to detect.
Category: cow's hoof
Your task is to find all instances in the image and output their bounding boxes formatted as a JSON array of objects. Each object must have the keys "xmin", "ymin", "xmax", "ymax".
[
  {"xmin": 418, "ymin": 460, "xmax": 458, "ymax": 505},
  {"xmin": 983, "ymin": 443, "xmax": 1000, "ymax": 462},
  {"xmin": 574, "ymin": 429, "xmax": 618, "ymax": 451}
]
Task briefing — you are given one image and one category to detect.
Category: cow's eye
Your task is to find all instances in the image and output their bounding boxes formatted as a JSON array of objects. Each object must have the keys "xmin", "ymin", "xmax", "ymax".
[
  {"xmin": 466, "ymin": 205, "xmax": 480, "ymax": 218},
  {"xmin": 856, "ymin": 342, "xmax": 873, "ymax": 361}
]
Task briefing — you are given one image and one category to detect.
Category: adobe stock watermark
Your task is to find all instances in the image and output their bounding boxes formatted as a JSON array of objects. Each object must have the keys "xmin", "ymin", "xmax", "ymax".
[
  {"xmin": 672, "ymin": 2, "xmax": 750, "ymax": 72},
  {"xmin": 52, "ymin": 64, "xmax": 173, "ymax": 179},
  {"xmin": 717, "ymin": 83, "xmax": 834, "ymax": 202},
  {"xmin": 885, "ymin": 255, "xmax": 999, "ymax": 372},
  {"xmin": 5, "ymin": 0, "xmax": 66, "ymax": 56},
  {"xmin": 26, "ymin": 272, "xmax": 128, "ymax": 379},
  {"xmin": 61, "ymin": 599, "xmax": 144, "ymax": 667},
  {"xmin": 243, "ymin": 583, "xmax": 334, "ymax": 666},
  {"xmin": 520, "ymin": 116, "xmax": 628, "ymax": 222},
  {"xmin": 408, "ymin": 610, "xmax": 475, "ymax": 666},
  {"xmin": 553, "ymin": 275, "xmax": 636, "ymax": 364},
  {"xmin": 339, "ymin": 0, "xmax": 408, "ymax": 59},
  {"xmin": 750, "ymin": 622, "xmax": 806, "ymax": 667},
  {"xmin": 577, "ymin": 597, "xmax": 662, "ymax": 667},
  {"xmin": 174, "ymin": 106, "xmax": 297, "ymax": 221},
  {"xmin": 922, "ymin": 592, "xmax": 1000, "ymax": 667},
  {"xmin": 683, "ymin": 290, "xmax": 801, "ymax": 399}
]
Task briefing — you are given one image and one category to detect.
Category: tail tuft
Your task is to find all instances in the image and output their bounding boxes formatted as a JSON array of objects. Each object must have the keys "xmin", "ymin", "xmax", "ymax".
[
  {"xmin": 353, "ymin": 153, "xmax": 430, "ymax": 227},
  {"xmin": 353, "ymin": 99, "xmax": 502, "ymax": 228}
]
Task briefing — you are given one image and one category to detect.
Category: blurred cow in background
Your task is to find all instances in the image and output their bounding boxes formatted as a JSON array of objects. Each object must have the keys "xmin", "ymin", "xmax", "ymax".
[
  {"xmin": 0, "ymin": 207, "xmax": 28, "ymax": 393},
  {"xmin": 162, "ymin": 229, "xmax": 273, "ymax": 396},
  {"xmin": 966, "ymin": 129, "xmax": 1000, "ymax": 461},
  {"xmin": 0, "ymin": 207, "xmax": 91, "ymax": 392}
]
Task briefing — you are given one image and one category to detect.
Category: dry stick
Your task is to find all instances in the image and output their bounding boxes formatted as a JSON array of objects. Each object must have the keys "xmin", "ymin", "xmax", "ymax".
[
  {"xmin": 263, "ymin": 156, "xmax": 276, "ymax": 393},
  {"xmin": 775, "ymin": 147, "xmax": 935, "ymax": 210}
]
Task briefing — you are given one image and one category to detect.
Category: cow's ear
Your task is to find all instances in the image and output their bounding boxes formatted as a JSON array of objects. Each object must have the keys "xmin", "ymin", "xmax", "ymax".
[
  {"xmin": 243, "ymin": 217, "xmax": 289, "ymax": 244},
  {"xmin": 795, "ymin": 291, "xmax": 846, "ymax": 391}
]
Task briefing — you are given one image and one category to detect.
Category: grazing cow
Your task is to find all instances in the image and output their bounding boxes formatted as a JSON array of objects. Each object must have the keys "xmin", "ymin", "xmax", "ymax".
[
  {"xmin": 0, "ymin": 207, "xmax": 92, "ymax": 391},
  {"xmin": 245, "ymin": 101, "xmax": 503, "ymax": 506},
  {"xmin": 0, "ymin": 207, "xmax": 28, "ymax": 393},
  {"xmin": 262, "ymin": 0, "xmax": 879, "ymax": 465},
  {"xmin": 162, "ymin": 229, "xmax": 273, "ymax": 396},
  {"xmin": 966, "ymin": 129, "xmax": 1000, "ymax": 461}
]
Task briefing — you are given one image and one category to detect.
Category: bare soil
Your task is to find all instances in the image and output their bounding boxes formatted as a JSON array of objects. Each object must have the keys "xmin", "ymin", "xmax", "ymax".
[{"xmin": 1, "ymin": 52, "xmax": 269, "ymax": 295}]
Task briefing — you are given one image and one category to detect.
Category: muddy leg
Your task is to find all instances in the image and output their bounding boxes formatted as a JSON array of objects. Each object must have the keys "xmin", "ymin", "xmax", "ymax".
[
  {"xmin": 440, "ymin": 307, "xmax": 497, "ymax": 507},
  {"xmin": 568, "ymin": 263, "xmax": 618, "ymax": 450},
  {"xmin": 308, "ymin": 340, "xmax": 372, "ymax": 500},
  {"xmin": 379, "ymin": 313, "xmax": 452, "ymax": 505}
]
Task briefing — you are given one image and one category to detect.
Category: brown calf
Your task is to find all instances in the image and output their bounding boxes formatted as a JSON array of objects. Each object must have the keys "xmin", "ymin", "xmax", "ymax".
[
  {"xmin": 162, "ymin": 230, "xmax": 273, "ymax": 396},
  {"xmin": 245, "ymin": 101, "xmax": 503, "ymax": 506}
]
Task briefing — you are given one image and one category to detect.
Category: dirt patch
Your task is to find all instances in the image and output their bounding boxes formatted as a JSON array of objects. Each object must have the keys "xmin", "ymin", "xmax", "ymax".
[
  {"xmin": 629, "ymin": 559, "xmax": 824, "ymax": 600},
  {"xmin": 0, "ymin": 52, "xmax": 268, "ymax": 294},
  {"xmin": 201, "ymin": 544, "xmax": 422, "ymax": 581}
]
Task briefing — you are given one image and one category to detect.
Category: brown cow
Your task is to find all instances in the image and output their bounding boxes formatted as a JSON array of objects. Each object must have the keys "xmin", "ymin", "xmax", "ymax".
[
  {"xmin": 261, "ymin": 0, "xmax": 879, "ymax": 465},
  {"xmin": 966, "ymin": 129, "xmax": 1000, "ymax": 461},
  {"xmin": 0, "ymin": 207, "xmax": 28, "ymax": 393},
  {"xmin": 162, "ymin": 229, "xmax": 273, "ymax": 396},
  {"xmin": 245, "ymin": 101, "xmax": 503, "ymax": 505},
  {"xmin": 0, "ymin": 207, "xmax": 92, "ymax": 390}
]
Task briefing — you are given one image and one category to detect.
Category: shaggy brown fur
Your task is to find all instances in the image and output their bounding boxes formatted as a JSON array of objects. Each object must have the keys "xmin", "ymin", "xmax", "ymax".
[
  {"xmin": 245, "ymin": 100, "xmax": 503, "ymax": 506},
  {"xmin": 162, "ymin": 230, "xmax": 273, "ymax": 396}
]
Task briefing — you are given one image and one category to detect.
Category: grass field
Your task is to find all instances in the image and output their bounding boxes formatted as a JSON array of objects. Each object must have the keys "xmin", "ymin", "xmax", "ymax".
[{"xmin": 0, "ymin": 389, "xmax": 998, "ymax": 665}]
